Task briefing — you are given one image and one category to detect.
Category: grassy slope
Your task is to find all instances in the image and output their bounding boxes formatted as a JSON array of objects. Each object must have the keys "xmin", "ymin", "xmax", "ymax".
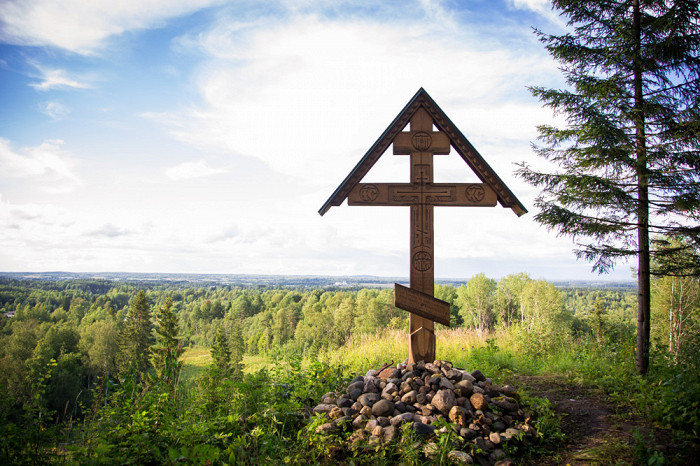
[{"xmin": 179, "ymin": 328, "xmax": 697, "ymax": 464}]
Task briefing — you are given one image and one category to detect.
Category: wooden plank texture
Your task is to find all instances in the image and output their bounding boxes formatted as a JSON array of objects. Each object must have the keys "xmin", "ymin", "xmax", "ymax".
[
  {"xmin": 394, "ymin": 283, "xmax": 450, "ymax": 326},
  {"xmin": 347, "ymin": 183, "xmax": 497, "ymax": 207}
]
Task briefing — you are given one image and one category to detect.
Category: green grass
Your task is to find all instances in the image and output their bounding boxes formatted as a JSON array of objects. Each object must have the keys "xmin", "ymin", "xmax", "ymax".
[
  {"xmin": 179, "ymin": 347, "xmax": 273, "ymax": 381},
  {"xmin": 242, "ymin": 354, "xmax": 272, "ymax": 373},
  {"xmin": 318, "ymin": 328, "xmax": 523, "ymax": 379},
  {"xmin": 180, "ymin": 346, "xmax": 211, "ymax": 380}
]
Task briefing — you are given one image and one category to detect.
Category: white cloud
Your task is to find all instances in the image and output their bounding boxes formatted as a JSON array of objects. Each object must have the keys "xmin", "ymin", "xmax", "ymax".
[
  {"xmin": 38, "ymin": 101, "xmax": 71, "ymax": 119},
  {"xmin": 510, "ymin": 0, "xmax": 550, "ymax": 12},
  {"xmin": 28, "ymin": 64, "xmax": 91, "ymax": 90},
  {"xmin": 0, "ymin": 1, "xmax": 623, "ymax": 281},
  {"xmin": 165, "ymin": 160, "xmax": 227, "ymax": 180},
  {"xmin": 86, "ymin": 223, "xmax": 133, "ymax": 238},
  {"xmin": 0, "ymin": 0, "xmax": 226, "ymax": 54},
  {"xmin": 0, "ymin": 138, "xmax": 83, "ymax": 192},
  {"xmin": 508, "ymin": 0, "xmax": 565, "ymax": 26},
  {"xmin": 152, "ymin": 13, "xmax": 557, "ymax": 186}
]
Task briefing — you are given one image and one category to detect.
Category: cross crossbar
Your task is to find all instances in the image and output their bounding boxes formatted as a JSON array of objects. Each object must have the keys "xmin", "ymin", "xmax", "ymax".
[{"xmin": 348, "ymin": 183, "xmax": 497, "ymax": 207}]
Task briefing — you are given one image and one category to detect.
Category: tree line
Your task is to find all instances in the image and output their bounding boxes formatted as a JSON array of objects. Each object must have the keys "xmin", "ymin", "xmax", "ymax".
[{"xmin": 4, "ymin": 271, "xmax": 695, "ymax": 426}]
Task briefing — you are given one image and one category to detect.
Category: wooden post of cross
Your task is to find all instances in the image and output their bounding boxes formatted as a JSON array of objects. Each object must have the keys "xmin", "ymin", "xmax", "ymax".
[
  {"xmin": 404, "ymin": 108, "xmax": 442, "ymax": 363},
  {"xmin": 319, "ymin": 88, "xmax": 527, "ymax": 364}
]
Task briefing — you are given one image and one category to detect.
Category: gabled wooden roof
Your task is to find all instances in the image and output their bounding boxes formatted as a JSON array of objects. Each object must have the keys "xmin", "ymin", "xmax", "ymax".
[{"xmin": 318, "ymin": 88, "xmax": 527, "ymax": 217}]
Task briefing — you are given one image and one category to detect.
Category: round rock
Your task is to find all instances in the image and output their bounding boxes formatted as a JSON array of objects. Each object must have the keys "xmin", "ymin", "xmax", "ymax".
[
  {"xmin": 449, "ymin": 405, "xmax": 470, "ymax": 427},
  {"xmin": 448, "ymin": 450, "xmax": 474, "ymax": 465},
  {"xmin": 470, "ymin": 392, "xmax": 488, "ymax": 411},
  {"xmin": 371, "ymin": 399, "xmax": 395, "ymax": 417},
  {"xmin": 358, "ymin": 392, "xmax": 381, "ymax": 407},
  {"xmin": 432, "ymin": 388, "xmax": 457, "ymax": 415}
]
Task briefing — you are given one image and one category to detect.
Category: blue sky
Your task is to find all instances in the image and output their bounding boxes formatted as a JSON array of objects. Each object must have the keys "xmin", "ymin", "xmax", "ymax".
[{"xmin": 0, "ymin": 0, "xmax": 635, "ymax": 281}]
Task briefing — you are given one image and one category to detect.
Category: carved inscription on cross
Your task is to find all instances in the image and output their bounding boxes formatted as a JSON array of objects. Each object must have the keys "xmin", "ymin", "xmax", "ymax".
[{"xmin": 347, "ymin": 108, "xmax": 497, "ymax": 363}]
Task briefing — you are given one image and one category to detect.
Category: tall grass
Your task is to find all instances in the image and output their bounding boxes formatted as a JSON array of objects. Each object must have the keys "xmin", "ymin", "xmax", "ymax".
[
  {"xmin": 316, "ymin": 326, "xmax": 635, "ymax": 386},
  {"xmin": 317, "ymin": 328, "xmax": 517, "ymax": 379}
]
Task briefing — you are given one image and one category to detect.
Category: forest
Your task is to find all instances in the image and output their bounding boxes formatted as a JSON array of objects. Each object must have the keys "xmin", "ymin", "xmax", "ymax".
[{"xmin": 0, "ymin": 273, "xmax": 697, "ymax": 464}]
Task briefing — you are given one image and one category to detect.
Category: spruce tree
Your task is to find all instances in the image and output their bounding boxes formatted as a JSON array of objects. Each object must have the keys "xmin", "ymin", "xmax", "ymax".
[
  {"xmin": 116, "ymin": 290, "xmax": 154, "ymax": 380},
  {"xmin": 519, "ymin": 0, "xmax": 700, "ymax": 374},
  {"xmin": 151, "ymin": 298, "xmax": 183, "ymax": 387},
  {"xmin": 229, "ymin": 319, "xmax": 245, "ymax": 381},
  {"xmin": 210, "ymin": 324, "xmax": 231, "ymax": 375}
]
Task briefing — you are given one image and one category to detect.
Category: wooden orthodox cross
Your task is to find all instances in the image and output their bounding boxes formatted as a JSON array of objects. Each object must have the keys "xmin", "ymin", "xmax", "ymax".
[{"xmin": 320, "ymin": 88, "xmax": 526, "ymax": 363}]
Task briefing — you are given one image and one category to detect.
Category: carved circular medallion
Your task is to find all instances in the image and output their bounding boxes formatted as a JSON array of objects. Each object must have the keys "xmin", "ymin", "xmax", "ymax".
[
  {"xmin": 465, "ymin": 185, "xmax": 485, "ymax": 203},
  {"xmin": 412, "ymin": 251, "xmax": 433, "ymax": 272},
  {"xmin": 411, "ymin": 132, "xmax": 432, "ymax": 151},
  {"xmin": 359, "ymin": 184, "xmax": 379, "ymax": 202}
]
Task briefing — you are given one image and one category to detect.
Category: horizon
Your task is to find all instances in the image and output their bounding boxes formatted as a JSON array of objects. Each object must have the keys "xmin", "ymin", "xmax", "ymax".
[
  {"xmin": 0, "ymin": 270, "xmax": 637, "ymax": 286},
  {"xmin": 1, "ymin": 1, "xmax": 635, "ymax": 282}
]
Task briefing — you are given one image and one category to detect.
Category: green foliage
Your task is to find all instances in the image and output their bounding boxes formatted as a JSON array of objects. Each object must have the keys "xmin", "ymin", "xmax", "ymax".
[
  {"xmin": 521, "ymin": 393, "xmax": 565, "ymax": 450},
  {"xmin": 396, "ymin": 422, "xmax": 423, "ymax": 465},
  {"xmin": 456, "ymin": 273, "xmax": 496, "ymax": 334},
  {"xmin": 0, "ymin": 358, "xmax": 60, "ymax": 465},
  {"xmin": 151, "ymin": 297, "xmax": 184, "ymax": 388},
  {"xmin": 632, "ymin": 428, "xmax": 666, "ymax": 466},
  {"xmin": 0, "ymin": 277, "xmax": 698, "ymax": 463},
  {"xmin": 651, "ymin": 274, "xmax": 700, "ymax": 365},
  {"xmin": 518, "ymin": 0, "xmax": 700, "ymax": 274},
  {"xmin": 210, "ymin": 324, "xmax": 231, "ymax": 373},
  {"xmin": 494, "ymin": 272, "xmax": 531, "ymax": 326},
  {"xmin": 116, "ymin": 290, "xmax": 153, "ymax": 380}
]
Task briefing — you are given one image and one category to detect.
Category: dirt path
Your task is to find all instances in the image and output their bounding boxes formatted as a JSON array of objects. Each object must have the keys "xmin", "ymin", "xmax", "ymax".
[
  {"xmin": 509, "ymin": 375, "xmax": 700, "ymax": 465},
  {"xmin": 512, "ymin": 375, "xmax": 637, "ymax": 465}
]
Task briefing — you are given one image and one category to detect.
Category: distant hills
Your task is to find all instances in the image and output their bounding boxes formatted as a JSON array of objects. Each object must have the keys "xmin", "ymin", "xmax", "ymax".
[{"xmin": 0, "ymin": 271, "xmax": 636, "ymax": 290}]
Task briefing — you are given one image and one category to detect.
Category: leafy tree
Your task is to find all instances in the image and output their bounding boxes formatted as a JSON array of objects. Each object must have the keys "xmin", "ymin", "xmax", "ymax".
[
  {"xmin": 518, "ymin": 0, "xmax": 700, "ymax": 374},
  {"xmin": 151, "ymin": 298, "xmax": 184, "ymax": 387},
  {"xmin": 435, "ymin": 284, "xmax": 461, "ymax": 327},
  {"xmin": 0, "ymin": 319, "xmax": 42, "ymax": 403},
  {"xmin": 116, "ymin": 290, "xmax": 153, "ymax": 380},
  {"xmin": 332, "ymin": 297, "xmax": 355, "ymax": 346},
  {"xmin": 79, "ymin": 317, "xmax": 118, "ymax": 378},
  {"xmin": 651, "ymin": 274, "xmax": 700, "ymax": 364},
  {"xmin": 514, "ymin": 280, "xmax": 570, "ymax": 357},
  {"xmin": 522, "ymin": 280, "xmax": 566, "ymax": 327},
  {"xmin": 456, "ymin": 274, "xmax": 496, "ymax": 335},
  {"xmin": 590, "ymin": 298, "xmax": 608, "ymax": 344},
  {"xmin": 210, "ymin": 300, "xmax": 224, "ymax": 319},
  {"xmin": 232, "ymin": 294, "xmax": 254, "ymax": 318},
  {"xmin": 494, "ymin": 273, "xmax": 532, "ymax": 326}
]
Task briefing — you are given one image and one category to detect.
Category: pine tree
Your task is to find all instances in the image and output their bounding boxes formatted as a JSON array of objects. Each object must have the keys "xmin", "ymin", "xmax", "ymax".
[
  {"xmin": 116, "ymin": 290, "xmax": 154, "ymax": 380},
  {"xmin": 151, "ymin": 298, "xmax": 183, "ymax": 387},
  {"xmin": 518, "ymin": 0, "xmax": 700, "ymax": 374}
]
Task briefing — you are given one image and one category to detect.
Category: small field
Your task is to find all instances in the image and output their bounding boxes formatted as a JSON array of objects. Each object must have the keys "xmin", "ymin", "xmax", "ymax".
[{"xmin": 180, "ymin": 347, "xmax": 271, "ymax": 380}]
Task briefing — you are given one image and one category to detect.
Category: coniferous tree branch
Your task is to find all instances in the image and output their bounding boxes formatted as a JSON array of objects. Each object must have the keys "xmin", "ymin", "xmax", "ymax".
[{"xmin": 522, "ymin": 0, "xmax": 700, "ymax": 374}]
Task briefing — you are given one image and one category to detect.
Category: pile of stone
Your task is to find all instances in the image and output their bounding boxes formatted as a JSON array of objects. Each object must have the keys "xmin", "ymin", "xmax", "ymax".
[{"xmin": 311, "ymin": 359, "xmax": 536, "ymax": 465}]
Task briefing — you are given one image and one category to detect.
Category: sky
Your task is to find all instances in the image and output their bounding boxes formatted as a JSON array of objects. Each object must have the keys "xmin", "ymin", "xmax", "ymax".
[{"xmin": 0, "ymin": 0, "xmax": 635, "ymax": 281}]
